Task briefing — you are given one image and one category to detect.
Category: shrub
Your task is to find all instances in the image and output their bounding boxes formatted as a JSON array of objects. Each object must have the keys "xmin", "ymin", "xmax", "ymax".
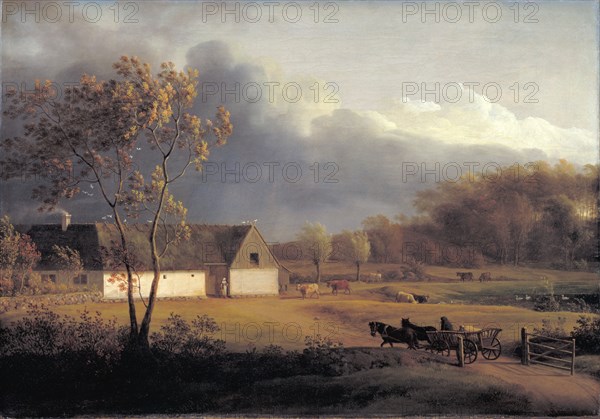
[
  {"xmin": 150, "ymin": 313, "xmax": 225, "ymax": 357},
  {"xmin": 323, "ymin": 273, "xmax": 354, "ymax": 282},
  {"xmin": 571, "ymin": 316, "xmax": 600, "ymax": 354},
  {"xmin": 289, "ymin": 273, "xmax": 314, "ymax": 284},
  {"xmin": 0, "ymin": 277, "xmax": 15, "ymax": 296},
  {"xmin": 404, "ymin": 257, "xmax": 425, "ymax": 279},
  {"xmin": 533, "ymin": 295, "xmax": 560, "ymax": 312},
  {"xmin": 533, "ymin": 279, "xmax": 560, "ymax": 312},
  {"xmin": 302, "ymin": 334, "xmax": 345, "ymax": 376},
  {"xmin": 533, "ymin": 317, "xmax": 568, "ymax": 339},
  {"xmin": 562, "ymin": 297, "xmax": 593, "ymax": 313},
  {"xmin": 0, "ymin": 305, "xmax": 125, "ymax": 358},
  {"xmin": 382, "ymin": 270, "xmax": 399, "ymax": 281}
]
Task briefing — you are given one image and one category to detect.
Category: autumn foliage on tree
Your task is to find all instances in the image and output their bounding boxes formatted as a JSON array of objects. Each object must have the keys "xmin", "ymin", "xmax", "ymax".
[
  {"xmin": 50, "ymin": 244, "xmax": 84, "ymax": 283},
  {"xmin": 361, "ymin": 215, "xmax": 402, "ymax": 263},
  {"xmin": 2, "ymin": 68, "xmax": 145, "ymax": 337},
  {"xmin": 412, "ymin": 160, "xmax": 598, "ymax": 268},
  {"xmin": 113, "ymin": 57, "xmax": 233, "ymax": 347},
  {"xmin": 0, "ymin": 216, "xmax": 41, "ymax": 295},
  {"xmin": 1, "ymin": 56, "xmax": 233, "ymax": 348}
]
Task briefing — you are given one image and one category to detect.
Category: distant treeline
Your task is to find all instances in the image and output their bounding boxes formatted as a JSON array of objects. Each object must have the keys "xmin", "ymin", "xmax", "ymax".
[
  {"xmin": 409, "ymin": 160, "xmax": 598, "ymax": 268},
  {"xmin": 275, "ymin": 161, "xmax": 598, "ymax": 269}
]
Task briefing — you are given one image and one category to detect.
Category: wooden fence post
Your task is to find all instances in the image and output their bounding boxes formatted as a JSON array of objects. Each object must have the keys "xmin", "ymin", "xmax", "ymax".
[
  {"xmin": 571, "ymin": 338, "xmax": 576, "ymax": 375},
  {"xmin": 458, "ymin": 336, "xmax": 465, "ymax": 368},
  {"xmin": 521, "ymin": 327, "xmax": 529, "ymax": 366}
]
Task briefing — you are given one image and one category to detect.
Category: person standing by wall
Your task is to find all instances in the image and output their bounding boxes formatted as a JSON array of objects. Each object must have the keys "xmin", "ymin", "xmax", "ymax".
[{"xmin": 220, "ymin": 277, "xmax": 228, "ymax": 298}]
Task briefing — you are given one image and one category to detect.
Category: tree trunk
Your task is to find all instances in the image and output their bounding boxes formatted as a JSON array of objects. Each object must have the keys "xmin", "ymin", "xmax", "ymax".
[
  {"xmin": 356, "ymin": 261, "xmax": 360, "ymax": 282},
  {"xmin": 138, "ymin": 177, "xmax": 170, "ymax": 349},
  {"xmin": 114, "ymin": 212, "xmax": 139, "ymax": 341},
  {"xmin": 138, "ymin": 263, "xmax": 159, "ymax": 349},
  {"xmin": 18, "ymin": 272, "xmax": 25, "ymax": 294},
  {"xmin": 316, "ymin": 261, "xmax": 321, "ymax": 283},
  {"xmin": 138, "ymin": 222, "xmax": 161, "ymax": 349}
]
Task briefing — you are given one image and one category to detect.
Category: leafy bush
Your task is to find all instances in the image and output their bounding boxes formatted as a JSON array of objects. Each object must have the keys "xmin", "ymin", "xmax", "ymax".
[
  {"xmin": 302, "ymin": 334, "xmax": 345, "ymax": 376},
  {"xmin": 403, "ymin": 257, "xmax": 425, "ymax": 279},
  {"xmin": 0, "ymin": 305, "xmax": 125, "ymax": 358},
  {"xmin": 289, "ymin": 273, "xmax": 314, "ymax": 284},
  {"xmin": 533, "ymin": 317, "xmax": 568, "ymax": 339},
  {"xmin": 533, "ymin": 295, "xmax": 560, "ymax": 312},
  {"xmin": 571, "ymin": 316, "xmax": 600, "ymax": 354},
  {"xmin": 533, "ymin": 279, "xmax": 560, "ymax": 312},
  {"xmin": 151, "ymin": 313, "xmax": 225, "ymax": 357},
  {"xmin": 383, "ymin": 270, "xmax": 399, "ymax": 281},
  {"xmin": 0, "ymin": 277, "xmax": 15, "ymax": 296},
  {"xmin": 562, "ymin": 297, "xmax": 593, "ymax": 313}
]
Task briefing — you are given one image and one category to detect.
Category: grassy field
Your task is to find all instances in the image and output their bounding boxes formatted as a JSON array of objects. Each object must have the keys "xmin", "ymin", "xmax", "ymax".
[{"xmin": 2, "ymin": 262, "xmax": 598, "ymax": 352}]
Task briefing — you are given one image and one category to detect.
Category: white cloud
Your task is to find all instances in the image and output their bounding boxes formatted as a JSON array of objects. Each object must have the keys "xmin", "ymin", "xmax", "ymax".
[{"xmin": 366, "ymin": 91, "xmax": 598, "ymax": 165}]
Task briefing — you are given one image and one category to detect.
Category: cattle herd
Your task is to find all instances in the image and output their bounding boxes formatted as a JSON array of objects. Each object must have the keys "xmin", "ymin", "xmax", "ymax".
[
  {"xmin": 295, "ymin": 271, "xmax": 493, "ymax": 300},
  {"xmin": 457, "ymin": 271, "xmax": 492, "ymax": 282}
]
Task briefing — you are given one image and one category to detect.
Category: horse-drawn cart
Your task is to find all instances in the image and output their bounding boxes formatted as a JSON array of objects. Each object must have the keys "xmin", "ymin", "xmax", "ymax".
[{"xmin": 426, "ymin": 328, "xmax": 502, "ymax": 364}]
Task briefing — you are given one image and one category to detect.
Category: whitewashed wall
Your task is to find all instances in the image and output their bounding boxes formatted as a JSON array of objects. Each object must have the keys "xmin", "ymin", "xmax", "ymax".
[
  {"xmin": 103, "ymin": 270, "xmax": 206, "ymax": 299},
  {"xmin": 229, "ymin": 268, "xmax": 278, "ymax": 296},
  {"xmin": 37, "ymin": 270, "xmax": 104, "ymax": 290}
]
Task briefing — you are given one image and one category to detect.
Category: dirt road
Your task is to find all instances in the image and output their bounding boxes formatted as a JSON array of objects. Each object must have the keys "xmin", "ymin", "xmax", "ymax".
[{"xmin": 470, "ymin": 356, "xmax": 600, "ymax": 415}]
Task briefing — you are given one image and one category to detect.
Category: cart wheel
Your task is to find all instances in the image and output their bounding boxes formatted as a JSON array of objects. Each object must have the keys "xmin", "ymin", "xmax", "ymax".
[
  {"xmin": 431, "ymin": 339, "xmax": 450, "ymax": 357},
  {"xmin": 481, "ymin": 338, "xmax": 501, "ymax": 360},
  {"xmin": 459, "ymin": 339, "xmax": 478, "ymax": 364}
]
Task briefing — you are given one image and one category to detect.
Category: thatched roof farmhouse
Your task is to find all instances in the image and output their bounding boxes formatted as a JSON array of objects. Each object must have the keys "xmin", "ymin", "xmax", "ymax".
[{"xmin": 17, "ymin": 214, "xmax": 289, "ymax": 299}]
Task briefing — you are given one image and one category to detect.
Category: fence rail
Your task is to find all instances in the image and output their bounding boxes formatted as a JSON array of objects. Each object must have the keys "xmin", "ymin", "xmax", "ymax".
[{"xmin": 521, "ymin": 327, "xmax": 575, "ymax": 375}]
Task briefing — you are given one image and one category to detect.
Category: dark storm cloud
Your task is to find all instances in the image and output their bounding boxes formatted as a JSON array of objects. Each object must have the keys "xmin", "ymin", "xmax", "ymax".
[{"xmin": 1, "ymin": 38, "xmax": 550, "ymax": 240}]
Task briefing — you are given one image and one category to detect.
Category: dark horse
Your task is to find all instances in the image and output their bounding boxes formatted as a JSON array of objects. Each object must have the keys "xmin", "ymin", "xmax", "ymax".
[
  {"xmin": 401, "ymin": 318, "xmax": 437, "ymax": 342},
  {"xmin": 369, "ymin": 321, "xmax": 419, "ymax": 349}
]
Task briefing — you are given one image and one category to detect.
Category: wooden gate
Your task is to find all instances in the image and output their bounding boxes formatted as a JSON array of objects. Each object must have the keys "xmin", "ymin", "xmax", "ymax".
[{"xmin": 521, "ymin": 327, "xmax": 576, "ymax": 375}]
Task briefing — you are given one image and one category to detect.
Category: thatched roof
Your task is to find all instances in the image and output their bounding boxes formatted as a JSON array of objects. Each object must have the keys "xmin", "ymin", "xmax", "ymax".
[
  {"xmin": 17, "ymin": 224, "xmax": 102, "ymax": 270},
  {"xmin": 18, "ymin": 223, "xmax": 255, "ymax": 271}
]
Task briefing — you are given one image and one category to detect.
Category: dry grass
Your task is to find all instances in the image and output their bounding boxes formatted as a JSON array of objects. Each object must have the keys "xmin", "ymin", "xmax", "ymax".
[{"xmin": 1, "ymin": 263, "xmax": 597, "ymax": 352}]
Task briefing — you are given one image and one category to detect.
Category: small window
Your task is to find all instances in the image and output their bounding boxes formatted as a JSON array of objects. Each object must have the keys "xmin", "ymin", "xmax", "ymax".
[
  {"xmin": 250, "ymin": 252, "xmax": 259, "ymax": 265},
  {"xmin": 163, "ymin": 274, "xmax": 167, "ymax": 279},
  {"xmin": 74, "ymin": 274, "xmax": 88, "ymax": 285},
  {"xmin": 191, "ymin": 274, "xmax": 195, "ymax": 277}
]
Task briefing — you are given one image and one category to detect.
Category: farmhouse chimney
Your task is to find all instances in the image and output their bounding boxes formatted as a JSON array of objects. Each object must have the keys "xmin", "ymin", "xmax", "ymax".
[{"xmin": 61, "ymin": 212, "xmax": 71, "ymax": 231}]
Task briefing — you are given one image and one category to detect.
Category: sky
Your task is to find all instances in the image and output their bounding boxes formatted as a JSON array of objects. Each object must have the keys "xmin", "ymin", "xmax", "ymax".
[{"xmin": 1, "ymin": 0, "xmax": 598, "ymax": 241}]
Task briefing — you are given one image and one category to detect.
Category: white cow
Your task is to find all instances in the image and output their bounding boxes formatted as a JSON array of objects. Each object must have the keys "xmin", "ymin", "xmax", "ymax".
[
  {"xmin": 365, "ymin": 273, "xmax": 383, "ymax": 283},
  {"xmin": 296, "ymin": 283, "xmax": 320, "ymax": 299},
  {"xmin": 395, "ymin": 291, "xmax": 417, "ymax": 304}
]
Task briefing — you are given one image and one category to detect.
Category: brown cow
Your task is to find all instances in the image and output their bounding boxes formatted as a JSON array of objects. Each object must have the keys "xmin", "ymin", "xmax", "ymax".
[
  {"xmin": 479, "ymin": 272, "xmax": 492, "ymax": 282},
  {"xmin": 456, "ymin": 272, "xmax": 473, "ymax": 282},
  {"xmin": 326, "ymin": 279, "xmax": 351, "ymax": 295}
]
